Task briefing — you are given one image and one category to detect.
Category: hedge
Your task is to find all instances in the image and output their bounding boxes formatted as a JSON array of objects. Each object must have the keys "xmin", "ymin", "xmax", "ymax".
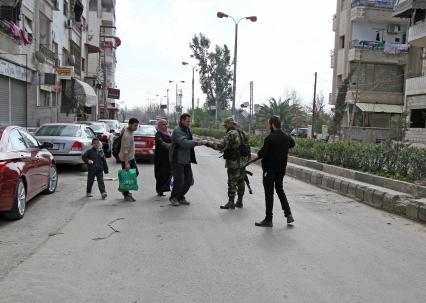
[
  {"xmin": 291, "ymin": 138, "xmax": 426, "ymax": 181},
  {"xmin": 192, "ymin": 127, "xmax": 264, "ymax": 147}
]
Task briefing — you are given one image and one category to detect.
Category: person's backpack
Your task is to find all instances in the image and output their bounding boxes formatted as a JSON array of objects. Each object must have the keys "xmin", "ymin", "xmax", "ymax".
[
  {"xmin": 237, "ymin": 129, "xmax": 251, "ymax": 159},
  {"xmin": 112, "ymin": 134, "xmax": 122, "ymax": 160}
]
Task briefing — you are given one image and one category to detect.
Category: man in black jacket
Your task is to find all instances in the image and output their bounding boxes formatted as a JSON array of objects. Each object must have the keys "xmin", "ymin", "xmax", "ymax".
[
  {"xmin": 82, "ymin": 138, "xmax": 109, "ymax": 199},
  {"xmin": 255, "ymin": 116, "xmax": 295, "ymax": 227}
]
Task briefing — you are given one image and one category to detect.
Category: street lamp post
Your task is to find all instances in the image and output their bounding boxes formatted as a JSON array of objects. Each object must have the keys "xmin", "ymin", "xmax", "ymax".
[
  {"xmin": 217, "ymin": 12, "xmax": 257, "ymax": 117},
  {"xmin": 182, "ymin": 61, "xmax": 196, "ymax": 121},
  {"xmin": 0, "ymin": 53, "xmax": 29, "ymax": 128},
  {"xmin": 169, "ymin": 80, "xmax": 185, "ymax": 114}
]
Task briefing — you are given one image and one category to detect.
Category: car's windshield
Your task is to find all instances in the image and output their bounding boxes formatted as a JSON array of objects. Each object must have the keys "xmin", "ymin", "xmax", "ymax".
[
  {"xmin": 135, "ymin": 126, "xmax": 156, "ymax": 136},
  {"xmin": 35, "ymin": 125, "xmax": 81, "ymax": 137},
  {"xmin": 88, "ymin": 124, "xmax": 106, "ymax": 133}
]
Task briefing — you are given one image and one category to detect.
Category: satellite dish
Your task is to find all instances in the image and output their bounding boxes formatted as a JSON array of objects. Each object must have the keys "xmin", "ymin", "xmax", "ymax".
[
  {"xmin": 35, "ymin": 51, "xmax": 46, "ymax": 63},
  {"xmin": 68, "ymin": 55, "xmax": 76, "ymax": 66}
]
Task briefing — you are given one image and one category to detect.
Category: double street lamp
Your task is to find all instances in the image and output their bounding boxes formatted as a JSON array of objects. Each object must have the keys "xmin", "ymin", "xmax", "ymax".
[
  {"xmin": 169, "ymin": 80, "xmax": 185, "ymax": 114},
  {"xmin": 217, "ymin": 11, "xmax": 257, "ymax": 117}
]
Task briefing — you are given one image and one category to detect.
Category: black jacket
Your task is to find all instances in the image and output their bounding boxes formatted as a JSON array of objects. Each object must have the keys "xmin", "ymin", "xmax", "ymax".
[
  {"xmin": 257, "ymin": 130, "xmax": 295, "ymax": 173},
  {"xmin": 82, "ymin": 148, "xmax": 109, "ymax": 173}
]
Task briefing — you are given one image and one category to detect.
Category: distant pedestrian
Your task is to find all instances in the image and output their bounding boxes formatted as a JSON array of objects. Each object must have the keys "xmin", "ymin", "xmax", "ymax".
[
  {"xmin": 119, "ymin": 117, "xmax": 139, "ymax": 202},
  {"xmin": 255, "ymin": 116, "xmax": 295, "ymax": 227},
  {"xmin": 169, "ymin": 113, "xmax": 206, "ymax": 206},
  {"xmin": 154, "ymin": 119, "xmax": 172, "ymax": 196},
  {"xmin": 82, "ymin": 138, "xmax": 109, "ymax": 200}
]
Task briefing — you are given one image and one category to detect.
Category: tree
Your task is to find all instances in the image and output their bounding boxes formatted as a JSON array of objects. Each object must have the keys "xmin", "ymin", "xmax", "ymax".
[
  {"xmin": 190, "ymin": 33, "xmax": 233, "ymax": 111},
  {"xmin": 306, "ymin": 92, "xmax": 332, "ymax": 133},
  {"xmin": 331, "ymin": 75, "xmax": 351, "ymax": 135}
]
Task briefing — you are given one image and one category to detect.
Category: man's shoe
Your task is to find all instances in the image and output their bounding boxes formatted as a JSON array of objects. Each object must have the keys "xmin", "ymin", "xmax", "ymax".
[
  {"xmin": 255, "ymin": 219, "xmax": 273, "ymax": 227},
  {"xmin": 220, "ymin": 202, "xmax": 235, "ymax": 209},
  {"xmin": 235, "ymin": 197, "xmax": 243, "ymax": 208},
  {"xmin": 157, "ymin": 192, "xmax": 166, "ymax": 197},
  {"xmin": 169, "ymin": 197, "xmax": 180, "ymax": 206},
  {"xmin": 86, "ymin": 193, "xmax": 93, "ymax": 198},
  {"xmin": 101, "ymin": 192, "xmax": 108, "ymax": 200},
  {"xmin": 286, "ymin": 214, "xmax": 295, "ymax": 224},
  {"xmin": 179, "ymin": 198, "xmax": 190, "ymax": 205}
]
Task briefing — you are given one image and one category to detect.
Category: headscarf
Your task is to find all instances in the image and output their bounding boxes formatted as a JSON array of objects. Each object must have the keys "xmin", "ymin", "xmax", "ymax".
[{"xmin": 157, "ymin": 119, "xmax": 170, "ymax": 137}]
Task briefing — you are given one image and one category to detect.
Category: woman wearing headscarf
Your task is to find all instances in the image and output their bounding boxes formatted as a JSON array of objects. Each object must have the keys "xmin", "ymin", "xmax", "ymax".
[{"xmin": 154, "ymin": 119, "xmax": 172, "ymax": 196}]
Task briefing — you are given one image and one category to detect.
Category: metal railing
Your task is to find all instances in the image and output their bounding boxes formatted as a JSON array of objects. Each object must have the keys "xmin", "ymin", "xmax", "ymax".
[
  {"xmin": 352, "ymin": 0, "xmax": 396, "ymax": 9},
  {"xmin": 39, "ymin": 44, "xmax": 57, "ymax": 62}
]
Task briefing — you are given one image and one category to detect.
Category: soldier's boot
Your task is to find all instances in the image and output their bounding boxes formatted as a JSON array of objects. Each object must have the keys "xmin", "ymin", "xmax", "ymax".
[
  {"xmin": 220, "ymin": 197, "xmax": 235, "ymax": 210},
  {"xmin": 235, "ymin": 195, "xmax": 243, "ymax": 208}
]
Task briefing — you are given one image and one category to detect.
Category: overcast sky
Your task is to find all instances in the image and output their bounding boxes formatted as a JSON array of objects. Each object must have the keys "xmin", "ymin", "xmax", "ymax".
[{"xmin": 115, "ymin": 0, "xmax": 336, "ymax": 111}]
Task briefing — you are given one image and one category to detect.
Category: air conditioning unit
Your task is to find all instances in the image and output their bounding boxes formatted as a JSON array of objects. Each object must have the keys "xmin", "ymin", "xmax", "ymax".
[
  {"xmin": 388, "ymin": 24, "xmax": 402, "ymax": 34},
  {"xmin": 53, "ymin": 0, "xmax": 60, "ymax": 11},
  {"xmin": 65, "ymin": 19, "xmax": 73, "ymax": 29}
]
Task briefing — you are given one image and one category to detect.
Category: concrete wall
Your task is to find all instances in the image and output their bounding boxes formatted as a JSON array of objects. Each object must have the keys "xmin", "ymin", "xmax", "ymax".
[{"xmin": 405, "ymin": 128, "xmax": 426, "ymax": 143}]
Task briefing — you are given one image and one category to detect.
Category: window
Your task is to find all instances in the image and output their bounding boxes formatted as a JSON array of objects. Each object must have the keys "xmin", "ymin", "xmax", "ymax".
[
  {"xmin": 339, "ymin": 35, "xmax": 345, "ymax": 49},
  {"xmin": 52, "ymin": 92, "xmax": 57, "ymax": 107},
  {"xmin": 82, "ymin": 57, "xmax": 86, "ymax": 72},
  {"xmin": 410, "ymin": 109, "xmax": 426, "ymax": 128},
  {"xmin": 20, "ymin": 130, "xmax": 39, "ymax": 148},
  {"xmin": 62, "ymin": 48, "xmax": 69, "ymax": 66},
  {"xmin": 39, "ymin": 90, "xmax": 51, "ymax": 107},
  {"xmin": 8, "ymin": 129, "xmax": 27, "ymax": 151},
  {"xmin": 36, "ymin": 125, "xmax": 81, "ymax": 137},
  {"xmin": 53, "ymin": 41, "xmax": 59, "ymax": 60},
  {"xmin": 64, "ymin": 0, "xmax": 69, "ymax": 16},
  {"xmin": 39, "ymin": 12, "xmax": 51, "ymax": 47},
  {"xmin": 84, "ymin": 127, "xmax": 95, "ymax": 138}
]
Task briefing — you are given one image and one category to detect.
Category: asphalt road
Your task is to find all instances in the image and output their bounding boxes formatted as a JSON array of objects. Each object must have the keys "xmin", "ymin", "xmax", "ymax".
[{"xmin": 0, "ymin": 147, "xmax": 425, "ymax": 303}]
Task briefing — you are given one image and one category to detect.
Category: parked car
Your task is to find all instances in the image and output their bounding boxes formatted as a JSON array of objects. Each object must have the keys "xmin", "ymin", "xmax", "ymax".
[
  {"xmin": 77, "ymin": 122, "xmax": 113, "ymax": 157},
  {"xmin": 34, "ymin": 123, "xmax": 96, "ymax": 168},
  {"xmin": 134, "ymin": 125, "xmax": 156, "ymax": 161},
  {"xmin": 98, "ymin": 119, "xmax": 121, "ymax": 134},
  {"xmin": 0, "ymin": 125, "xmax": 57, "ymax": 219},
  {"xmin": 290, "ymin": 128, "xmax": 308, "ymax": 138}
]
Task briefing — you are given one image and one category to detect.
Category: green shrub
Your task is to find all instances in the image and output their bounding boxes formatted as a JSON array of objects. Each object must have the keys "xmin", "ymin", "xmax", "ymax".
[{"xmin": 290, "ymin": 138, "xmax": 426, "ymax": 182}]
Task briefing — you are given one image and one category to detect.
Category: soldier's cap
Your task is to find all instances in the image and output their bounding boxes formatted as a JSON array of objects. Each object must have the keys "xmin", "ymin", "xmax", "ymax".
[{"xmin": 222, "ymin": 117, "xmax": 236, "ymax": 126}]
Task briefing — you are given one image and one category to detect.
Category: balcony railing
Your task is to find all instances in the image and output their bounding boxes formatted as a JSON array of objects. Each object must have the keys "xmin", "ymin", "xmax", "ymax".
[
  {"xmin": 39, "ymin": 44, "xmax": 57, "ymax": 62},
  {"xmin": 352, "ymin": 0, "xmax": 396, "ymax": 9}
]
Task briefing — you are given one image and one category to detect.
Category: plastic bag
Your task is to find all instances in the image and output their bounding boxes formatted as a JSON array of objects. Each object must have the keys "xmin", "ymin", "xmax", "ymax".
[{"xmin": 118, "ymin": 169, "xmax": 139, "ymax": 192}]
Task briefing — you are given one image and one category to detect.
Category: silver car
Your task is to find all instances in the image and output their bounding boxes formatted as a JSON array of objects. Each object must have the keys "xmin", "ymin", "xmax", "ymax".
[{"xmin": 34, "ymin": 123, "xmax": 96, "ymax": 166}]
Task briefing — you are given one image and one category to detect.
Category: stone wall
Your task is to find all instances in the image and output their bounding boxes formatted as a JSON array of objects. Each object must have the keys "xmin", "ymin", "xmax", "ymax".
[{"xmin": 405, "ymin": 128, "xmax": 426, "ymax": 143}]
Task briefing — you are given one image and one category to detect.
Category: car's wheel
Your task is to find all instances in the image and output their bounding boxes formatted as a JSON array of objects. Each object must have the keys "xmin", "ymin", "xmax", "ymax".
[
  {"xmin": 6, "ymin": 179, "xmax": 26, "ymax": 220},
  {"xmin": 43, "ymin": 165, "xmax": 58, "ymax": 194}
]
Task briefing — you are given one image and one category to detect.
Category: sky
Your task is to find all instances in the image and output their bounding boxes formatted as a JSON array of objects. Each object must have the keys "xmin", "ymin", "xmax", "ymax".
[{"xmin": 115, "ymin": 0, "xmax": 336, "ymax": 111}]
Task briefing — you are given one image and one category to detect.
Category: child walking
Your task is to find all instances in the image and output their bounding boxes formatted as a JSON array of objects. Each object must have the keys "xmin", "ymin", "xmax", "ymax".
[{"xmin": 82, "ymin": 138, "xmax": 109, "ymax": 199}]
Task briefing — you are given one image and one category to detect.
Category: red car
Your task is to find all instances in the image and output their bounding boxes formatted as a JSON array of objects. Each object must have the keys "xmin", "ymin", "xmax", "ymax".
[
  {"xmin": 134, "ymin": 125, "xmax": 156, "ymax": 161},
  {"xmin": 0, "ymin": 126, "xmax": 58, "ymax": 220}
]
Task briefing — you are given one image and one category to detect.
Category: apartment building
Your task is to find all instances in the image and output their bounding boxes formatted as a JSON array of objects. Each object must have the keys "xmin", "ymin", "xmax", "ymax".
[
  {"xmin": 394, "ymin": 0, "xmax": 426, "ymax": 143},
  {"xmin": 330, "ymin": 0, "xmax": 422, "ymax": 142},
  {"xmin": 86, "ymin": 0, "xmax": 119, "ymax": 119},
  {"xmin": 0, "ymin": 0, "xmax": 117, "ymax": 127}
]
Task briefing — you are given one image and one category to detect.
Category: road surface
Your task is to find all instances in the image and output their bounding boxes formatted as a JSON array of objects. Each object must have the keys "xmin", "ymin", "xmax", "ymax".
[{"xmin": 0, "ymin": 147, "xmax": 425, "ymax": 302}]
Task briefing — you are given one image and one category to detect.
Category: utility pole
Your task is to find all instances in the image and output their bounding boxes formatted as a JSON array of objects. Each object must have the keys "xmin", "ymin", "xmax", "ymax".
[
  {"xmin": 166, "ymin": 89, "xmax": 170, "ymax": 117},
  {"xmin": 249, "ymin": 81, "xmax": 254, "ymax": 134},
  {"xmin": 311, "ymin": 72, "xmax": 317, "ymax": 138}
]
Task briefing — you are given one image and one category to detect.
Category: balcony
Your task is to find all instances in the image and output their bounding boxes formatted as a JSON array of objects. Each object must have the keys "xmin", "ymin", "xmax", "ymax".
[
  {"xmin": 352, "ymin": 0, "xmax": 396, "ymax": 9},
  {"xmin": 348, "ymin": 41, "xmax": 408, "ymax": 64},
  {"xmin": 345, "ymin": 90, "xmax": 404, "ymax": 105},
  {"xmin": 39, "ymin": 44, "xmax": 57, "ymax": 63},
  {"xmin": 406, "ymin": 76, "xmax": 426, "ymax": 96},
  {"xmin": 393, "ymin": 0, "xmax": 426, "ymax": 18},
  {"xmin": 408, "ymin": 21, "xmax": 426, "ymax": 47},
  {"xmin": 332, "ymin": 14, "xmax": 337, "ymax": 32},
  {"xmin": 330, "ymin": 50, "xmax": 335, "ymax": 68}
]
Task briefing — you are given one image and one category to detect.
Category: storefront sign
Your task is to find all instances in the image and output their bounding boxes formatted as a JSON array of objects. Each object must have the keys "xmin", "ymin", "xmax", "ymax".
[
  {"xmin": 107, "ymin": 88, "xmax": 120, "ymax": 99},
  {"xmin": 0, "ymin": 58, "xmax": 32, "ymax": 82},
  {"xmin": 55, "ymin": 66, "xmax": 74, "ymax": 80}
]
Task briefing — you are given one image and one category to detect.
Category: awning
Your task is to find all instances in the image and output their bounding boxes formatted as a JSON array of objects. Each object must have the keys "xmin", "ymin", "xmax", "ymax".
[
  {"xmin": 356, "ymin": 103, "xmax": 404, "ymax": 114},
  {"xmin": 393, "ymin": 0, "xmax": 426, "ymax": 18},
  {"xmin": 85, "ymin": 43, "xmax": 100, "ymax": 53},
  {"xmin": 66, "ymin": 78, "xmax": 97, "ymax": 107}
]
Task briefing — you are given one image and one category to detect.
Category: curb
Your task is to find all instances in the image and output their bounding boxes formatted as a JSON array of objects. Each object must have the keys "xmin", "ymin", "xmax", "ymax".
[{"xmin": 285, "ymin": 164, "xmax": 426, "ymax": 224}]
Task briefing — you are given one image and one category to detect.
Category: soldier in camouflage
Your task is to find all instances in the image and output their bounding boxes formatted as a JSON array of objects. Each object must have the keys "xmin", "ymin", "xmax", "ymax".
[{"xmin": 209, "ymin": 117, "xmax": 249, "ymax": 209}]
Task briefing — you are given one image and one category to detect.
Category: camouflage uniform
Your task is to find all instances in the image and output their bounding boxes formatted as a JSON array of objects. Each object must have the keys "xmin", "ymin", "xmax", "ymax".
[{"xmin": 222, "ymin": 127, "xmax": 249, "ymax": 200}]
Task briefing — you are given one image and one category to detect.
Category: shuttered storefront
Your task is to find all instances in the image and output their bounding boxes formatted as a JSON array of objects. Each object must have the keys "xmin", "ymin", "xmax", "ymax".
[
  {"xmin": 10, "ymin": 79, "xmax": 26, "ymax": 126},
  {"xmin": 0, "ymin": 76, "xmax": 9, "ymax": 125},
  {"xmin": 0, "ymin": 76, "xmax": 26, "ymax": 126}
]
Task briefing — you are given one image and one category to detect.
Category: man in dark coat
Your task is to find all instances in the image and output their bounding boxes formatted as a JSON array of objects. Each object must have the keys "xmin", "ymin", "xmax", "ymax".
[{"xmin": 255, "ymin": 116, "xmax": 295, "ymax": 227}]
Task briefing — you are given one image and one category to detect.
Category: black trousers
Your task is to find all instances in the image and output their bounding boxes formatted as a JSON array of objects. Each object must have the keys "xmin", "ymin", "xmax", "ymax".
[
  {"xmin": 121, "ymin": 159, "xmax": 139, "ymax": 197},
  {"xmin": 171, "ymin": 163, "xmax": 193, "ymax": 201},
  {"xmin": 263, "ymin": 170, "xmax": 292, "ymax": 221},
  {"xmin": 87, "ymin": 170, "xmax": 106, "ymax": 194}
]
